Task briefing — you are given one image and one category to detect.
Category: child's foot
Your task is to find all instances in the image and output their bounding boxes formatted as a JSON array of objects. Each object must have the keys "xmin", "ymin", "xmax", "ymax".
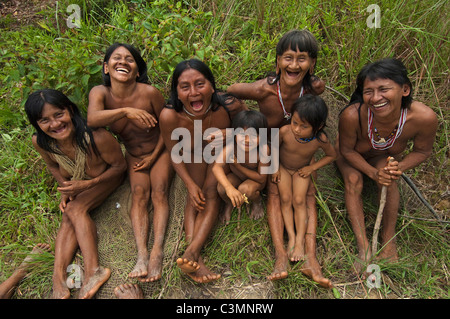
[
  {"xmin": 249, "ymin": 197, "xmax": 264, "ymax": 220},
  {"xmin": 290, "ymin": 244, "xmax": 305, "ymax": 262}
]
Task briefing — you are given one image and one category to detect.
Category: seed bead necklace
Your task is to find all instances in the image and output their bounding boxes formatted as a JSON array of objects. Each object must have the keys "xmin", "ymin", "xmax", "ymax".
[
  {"xmin": 367, "ymin": 107, "xmax": 407, "ymax": 150},
  {"xmin": 277, "ymin": 81, "xmax": 303, "ymax": 120}
]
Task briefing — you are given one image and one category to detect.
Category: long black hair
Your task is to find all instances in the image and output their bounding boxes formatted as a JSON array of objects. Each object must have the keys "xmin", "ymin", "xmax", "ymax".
[
  {"xmin": 24, "ymin": 89, "xmax": 99, "ymax": 156},
  {"xmin": 348, "ymin": 58, "xmax": 413, "ymax": 109},
  {"xmin": 167, "ymin": 59, "xmax": 234, "ymax": 112},
  {"xmin": 102, "ymin": 43, "xmax": 148, "ymax": 86},
  {"xmin": 268, "ymin": 29, "xmax": 319, "ymax": 93}
]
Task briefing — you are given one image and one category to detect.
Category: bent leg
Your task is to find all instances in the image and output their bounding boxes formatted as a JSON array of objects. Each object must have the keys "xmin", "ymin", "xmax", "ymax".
[
  {"xmin": 140, "ymin": 150, "xmax": 175, "ymax": 282},
  {"xmin": 238, "ymin": 178, "xmax": 265, "ymax": 220},
  {"xmin": 336, "ymin": 155, "xmax": 370, "ymax": 273},
  {"xmin": 126, "ymin": 152, "xmax": 151, "ymax": 279},
  {"xmin": 63, "ymin": 172, "xmax": 123, "ymax": 299}
]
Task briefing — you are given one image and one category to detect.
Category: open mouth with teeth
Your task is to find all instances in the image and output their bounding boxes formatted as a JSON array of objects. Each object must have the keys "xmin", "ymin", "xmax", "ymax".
[
  {"xmin": 116, "ymin": 67, "xmax": 130, "ymax": 74},
  {"xmin": 373, "ymin": 102, "xmax": 388, "ymax": 109},
  {"xmin": 190, "ymin": 100, "xmax": 204, "ymax": 112}
]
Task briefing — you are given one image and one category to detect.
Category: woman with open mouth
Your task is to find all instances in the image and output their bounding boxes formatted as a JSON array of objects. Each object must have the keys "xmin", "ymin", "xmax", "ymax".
[{"xmin": 159, "ymin": 59, "xmax": 246, "ymax": 283}]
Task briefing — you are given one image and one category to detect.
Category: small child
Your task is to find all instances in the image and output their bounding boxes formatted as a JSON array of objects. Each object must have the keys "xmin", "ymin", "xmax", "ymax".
[
  {"xmin": 272, "ymin": 94, "xmax": 336, "ymax": 262},
  {"xmin": 212, "ymin": 110, "xmax": 270, "ymax": 224}
]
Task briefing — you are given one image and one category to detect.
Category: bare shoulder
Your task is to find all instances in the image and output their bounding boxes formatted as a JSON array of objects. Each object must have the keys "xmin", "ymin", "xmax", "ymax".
[
  {"xmin": 339, "ymin": 103, "xmax": 360, "ymax": 122},
  {"xmin": 91, "ymin": 127, "xmax": 117, "ymax": 145},
  {"xmin": 228, "ymin": 78, "xmax": 272, "ymax": 101},
  {"xmin": 159, "ymin": 107, "xmax": 180, "ymax": 126},
  {"xmin": 89, "ymin": 84, "xmax": 109, "ymax": 97},
  {"xmin": 409, "ymin": 101, "xmax": 438, "ymax": 124}
]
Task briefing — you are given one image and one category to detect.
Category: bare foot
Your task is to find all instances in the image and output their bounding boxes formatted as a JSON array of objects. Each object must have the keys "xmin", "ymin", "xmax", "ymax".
[
  {"xmin": 129, "ymin": 254, "xmax": 148, "ymax": 278},
  {"xmin": 354, "ymin": 249, "xmax": 372, "ymax": 278},
  {"xmin": 249, "ymin": 197, "xmax": 264, "ymax": 220},
  {"xmin": 176, "ymin": 257, "xmax": 200, "ymax": 273},
  {"xmin": 290, "ymin": 243, "xmax": 305, "ymax": 263},
  {"xmin": 114, "ymin": 283, "xmax": 144, "ymax": 299},
  {"xmin": 52, "ymin": 280, "xmax": 71, "ymax": 299},
  {"xmin": 220, "ymin": 203, "xmax": 233, "ymax": 225},
  {"xmin": 79, "ymin": 267, "xmax": 111, "ymax": 299},
  {"xmin": 301, "ymin": 256, "xmax": 333, "ymax": 288},
  {"xmin": 185, "ymin": 258, "xmax": 221, "ymax": 283},
  {"xmin": 267, "ymin": 254, "xmax": 289, "ymax": 281},
  {"xmin": 0, "ymin": 243, "xmax": 52, "ymax": 299},
  {"xmin": 377, "ymin": 241, "xmax": 398, "ymax": 262},
  {"xmin": 139, "ymin": 249, "xmax": 163, "ymax": 282}
]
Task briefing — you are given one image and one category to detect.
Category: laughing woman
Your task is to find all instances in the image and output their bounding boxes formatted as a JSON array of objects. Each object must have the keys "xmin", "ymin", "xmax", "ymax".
[
  {"xmin": 25, "ymin": 89, "xmax": 126, "ymax": 298},
  {"xmin": 159, "ymin": 59, "xmax": 246, "ymax": 283},
  {"xmin": 336, "ymin": 58, "xmax": 438, "ymax": 272}
]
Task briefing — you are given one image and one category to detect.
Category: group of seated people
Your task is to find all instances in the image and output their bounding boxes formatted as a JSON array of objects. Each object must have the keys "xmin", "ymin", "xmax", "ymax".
[{"xmin": 0, "ymin": 29, "xmax": 438, "ymax": 299}]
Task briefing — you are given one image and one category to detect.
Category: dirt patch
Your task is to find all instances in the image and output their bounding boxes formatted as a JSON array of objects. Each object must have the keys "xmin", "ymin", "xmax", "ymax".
[{"xmin": 1, "ymin": 0, "xmax": 55, "ymax": 29}]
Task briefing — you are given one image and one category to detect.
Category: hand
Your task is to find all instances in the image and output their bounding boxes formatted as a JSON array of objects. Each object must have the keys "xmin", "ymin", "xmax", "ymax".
[
  {"xmin": 384, "ymin": 158, "xmax": 402, "ymax": 180},
  {"xmin": 133, "ymin": 155, "xmax": 155, "ymax": 171},
  {"xmin": 57, "ymin": 180, "xmax": 90, "ymax": 198},
  {"xmin": 187, "ymin": 183, "xmax": 206, "ymax": 211},
  {"xmin": 59, "ymin": 194, "xmax": 70, "ymax": 213},
  {"xmin": 125, "ymin": 107, "xmax": 157, "ymax": 128},
  {"xmin": 272, "ymin": 171, "xmax": 280, "ymax": 183},
  {"xmin": 297, "ymin": 165, "xmax": 314, "ymax": 178},
  {"xmin": 226, "ymin": 187, "xmax": 245, "ymax": 208}
]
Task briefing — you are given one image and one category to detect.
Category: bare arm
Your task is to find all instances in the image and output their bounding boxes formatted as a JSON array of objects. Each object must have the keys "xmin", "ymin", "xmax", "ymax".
[
  {"xmin": 87, "ymin": 85, "xmax": 157, "ymax": 128},
  {"xmin": 339, "ymin": 105, "xmax": 380, "ymax": 181},
  {"xmin": 298, "ymin": 135, "xmax": 337, "ymax": 177}
]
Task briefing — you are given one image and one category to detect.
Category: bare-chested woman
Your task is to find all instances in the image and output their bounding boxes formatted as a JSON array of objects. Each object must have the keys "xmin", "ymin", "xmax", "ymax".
[
  {"xmin": 159, "ymin": 59, "xmax": 245, "ymax": 283},
  {"xmin": 24, "ymin": 89, "xmax": 126, "ymax": 299},
  {"xmin": 227, "ymin": 29, "xmax": 331, "ymax": 287},
  {"xmin": 336, "ymin": 58, "xmax": 438, "ymax": 272},
  {"xmin": 87, "ymin": 43, "xmax": 174, "ymax": 282}
]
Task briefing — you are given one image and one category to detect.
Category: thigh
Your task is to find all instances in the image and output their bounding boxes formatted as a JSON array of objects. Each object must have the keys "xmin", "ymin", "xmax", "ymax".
[
  {"xmin": 277, "ymin": 165, "xmax": 293, "ymax": 203},
  {"xmin": 238, "ymin": 178, "xmax": 265, "ymax": 197},
  {"xmin": 292, "ymin": 173, "xmax": 309, "ymax": 203},
  {"xmin": 150, "ymin": 150, "xmax": 175, "ymax": 192},
  {"xmin": 126, "ymin": 151, "xmax": 151, "ymax": 194}
]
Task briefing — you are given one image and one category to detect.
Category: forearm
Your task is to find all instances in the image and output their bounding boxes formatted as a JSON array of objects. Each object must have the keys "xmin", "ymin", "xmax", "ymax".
[
  {"xmin": 398, "ymin": 150, "xmax": 431, "ymax": 173},
  {"xmin": 342, "ymin": 150, "xmax": 378, "ymax": 181},
  {"xmin": 88, "ymin": 108, "xmax": 129, "ymax": 128},
  {"xmin": 233, "ymin": 163, "xmax": 266, "ymax": 184}
]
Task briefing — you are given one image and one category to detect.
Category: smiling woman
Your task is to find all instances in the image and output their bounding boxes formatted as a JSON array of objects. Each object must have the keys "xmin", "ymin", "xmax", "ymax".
[
  {"xmin": 24, "ymin": 89, "xmax": 127, "ymax": 299},
  {"xmin": 336, "ymin": 58, "xmax": 438, "ymax": 272}
]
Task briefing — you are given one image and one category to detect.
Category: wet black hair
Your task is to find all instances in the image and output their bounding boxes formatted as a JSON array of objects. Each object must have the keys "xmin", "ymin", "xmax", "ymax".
[
  {"xmin": 102, "ymin": 42, "xmax": 148, "ymax": 86},
  {"xmin": 348, "ymin": 58, "xmax": 413, "ymax": 109},
  {"xmin": 24, "ymin": 89, "xmax": 98, "ymax": 156},
  {"xmin": 292, "ymin": 94, "xmax": 328, "ymax": 140},
  {"xmin": 268, "ymin": 29, "xmax": 319, "ymax": 93},
  {"xmin": 167, "ymin": 58, "xmax": 233, "ymax": 112}
]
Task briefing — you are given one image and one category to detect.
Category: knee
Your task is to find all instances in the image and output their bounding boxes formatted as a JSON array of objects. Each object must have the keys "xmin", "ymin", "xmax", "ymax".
[
  {"xmin": 151, "ymin": 188, "xmax": 168, "ymax": 205},
  {"xmin": 345, "ymin": 173, "xmax": 363, "ymax": 194},
  {"xmin": 63, "ymin": 201, "xmax": 88, "ymax": 221},
  {"xmin": 132, "ymin": 184, "xmax": 149, "ymax": 201},
  {"xmin": 279, "ymin": 193, "xmax": 292, "ymax": 205},
  {"xmin": 292, "ymin": 195, "xmax": 306, "ymax": 208}
]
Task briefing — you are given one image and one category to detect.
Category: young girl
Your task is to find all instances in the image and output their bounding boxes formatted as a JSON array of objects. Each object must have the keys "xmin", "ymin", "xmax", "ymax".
[
  {"xmin": 212, "ymin": 110, "xmax": 270, "ymax": 224},
  {"xmin": 25, "ymin": 89, "xmax": 126, "ymax": 298},
  {"xmin": 272, "ymin": 94, "xmax": 336, "ymax": 262}
]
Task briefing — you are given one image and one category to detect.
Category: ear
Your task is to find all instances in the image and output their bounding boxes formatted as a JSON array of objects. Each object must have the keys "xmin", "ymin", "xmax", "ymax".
[
  {"xmin": 103, "ymin": 62, "xmax": 109, "ymax": 74},
  {"xmin": 309, "ymin": 58, "xmax": 316, "ymax": 75},
  {"xmin": 402, "ymin": 84, "xmax": 411, "ymax": 97}
]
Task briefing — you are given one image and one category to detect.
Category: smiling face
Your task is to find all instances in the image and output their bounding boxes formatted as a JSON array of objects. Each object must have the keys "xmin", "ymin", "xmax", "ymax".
[
  {"xmin": 362, "ymin": 78, "xmax": 410, "ymax": 116},
  {"xmin": 176, "ymin": 68, "xmax": 215, "ymax": 115},
  {"xmin": 104, "ymin": 46, "xmax": 139, "ymax": 83},
  {"xmin": 37, "ymin": 103, "xmax": 74, "ymax": 142},
  {"xmin": 277, "ymin": 48, "xmax": 316, "ymax": 87}
]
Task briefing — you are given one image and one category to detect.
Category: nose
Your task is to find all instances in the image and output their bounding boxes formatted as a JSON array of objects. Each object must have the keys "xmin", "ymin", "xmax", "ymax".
[{"xmin": 371, "ymin": 89, "xmax": 383, "ymax": 103}]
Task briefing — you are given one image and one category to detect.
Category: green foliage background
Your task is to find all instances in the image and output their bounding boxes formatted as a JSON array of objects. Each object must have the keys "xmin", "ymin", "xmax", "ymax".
[{"xmin": 0, "ymin": 0, "xmax": 448, "ymax": 299}]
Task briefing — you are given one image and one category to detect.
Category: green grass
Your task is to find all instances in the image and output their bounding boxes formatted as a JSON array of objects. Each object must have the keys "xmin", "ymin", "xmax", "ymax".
[{"xmin": 0, "ymin": 0, "xmax": 448, "ymax": 299}]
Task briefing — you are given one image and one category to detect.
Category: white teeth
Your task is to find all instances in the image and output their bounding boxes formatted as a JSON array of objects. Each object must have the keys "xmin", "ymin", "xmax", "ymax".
[
  {"xmin": 374, "ymin": 102, "xmax": 388, "ymax": 108},
  {"xmin": 116, "ymin": 68, "xmax": 129, "ymax": 73}
]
